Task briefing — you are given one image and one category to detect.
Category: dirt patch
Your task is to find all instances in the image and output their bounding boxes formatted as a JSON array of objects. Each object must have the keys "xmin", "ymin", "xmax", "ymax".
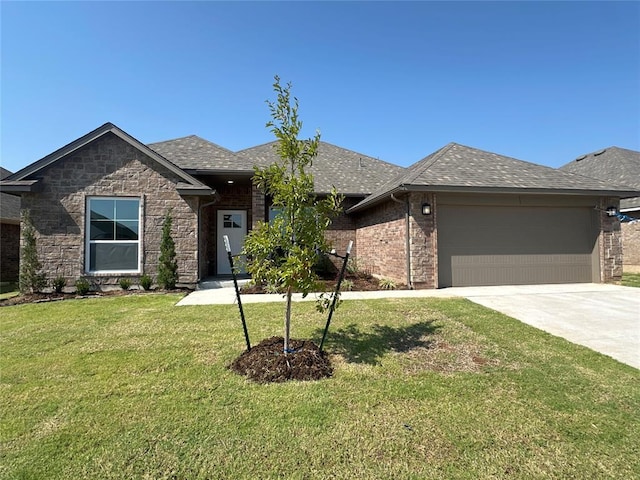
[{"xmin": 229, "ymin": 336, "xmax": 333, "ymax": 383}]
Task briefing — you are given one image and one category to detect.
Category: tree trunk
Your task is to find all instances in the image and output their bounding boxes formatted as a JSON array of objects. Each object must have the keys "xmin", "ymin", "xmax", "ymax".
[{"xmin": 284, "ymin": 286, "xmax": 292, "ymax": 354}]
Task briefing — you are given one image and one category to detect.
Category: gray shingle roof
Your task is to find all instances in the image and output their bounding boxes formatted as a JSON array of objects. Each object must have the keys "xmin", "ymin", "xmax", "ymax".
[
  {"xmin": 2, "ymin": 123, "xmax": 213, "ymax": 197},
  {"xmin": 148, "ymin": 135, "xmax": 255, "ymax": 172},
  {"xmin": 559, "ymin": 147, "xmax": 640, "ymax": 211},
  {"xmin": 237, "ymin": 141, "xmax": 405, "ymax": 195},
  {"xmin": 350, "ymin": 143, "xmax": 640, "ymax": 213},
  {"xmin": 1, "ymin": 168, "xmax": 20, "ymax": 222}
]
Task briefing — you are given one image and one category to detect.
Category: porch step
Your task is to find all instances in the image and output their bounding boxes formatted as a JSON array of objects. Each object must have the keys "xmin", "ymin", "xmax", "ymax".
[{"xmin": 198, "ymin": 277, "xmax": 251, "ymax": 290}]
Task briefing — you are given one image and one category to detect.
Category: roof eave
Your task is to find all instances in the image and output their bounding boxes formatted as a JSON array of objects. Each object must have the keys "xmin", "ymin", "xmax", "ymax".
[
  {"xmin": 0, "ymin": 179, "xmax": 42, "ymax": 193},
  {"xmin": 176, "ymin": 184, "xmax": 219, "ymax": 197},
  {"xmin": 347, "ymin": 183, "xmax": 640, "ymax": 214}
]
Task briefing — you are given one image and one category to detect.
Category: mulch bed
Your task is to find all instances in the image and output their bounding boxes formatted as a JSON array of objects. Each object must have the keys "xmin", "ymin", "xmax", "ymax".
[
  {"xmin": 229, "ymin": 336, "xmax": 333, "ymax": 383},
  {"xmin": 0, "ymin": 289, "xmax": 189, "ymax": 307}
]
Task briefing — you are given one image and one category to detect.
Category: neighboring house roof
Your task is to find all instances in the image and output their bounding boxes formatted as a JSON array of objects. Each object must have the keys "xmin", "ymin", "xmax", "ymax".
[
  {"xmin": 0, "ymin": 167, "xmax": 20, "ymax": 223},
  {"xmin": 559, "ymin": 146, "xmax": 640, "ymax": 211},
  {"xmin": 349, "ymin": 143, "xmax": 640, "ymax": 213},
  {"xmin": 148, "ymin": 135, "xmax": 255, "ymax": 173},
  {"xmin": 237, "ymin": 141, "xmax": 405, "ymax": 195},
  {"xmin": 0, "ymin": 123, "xmax": 214, "ymax": 197}
]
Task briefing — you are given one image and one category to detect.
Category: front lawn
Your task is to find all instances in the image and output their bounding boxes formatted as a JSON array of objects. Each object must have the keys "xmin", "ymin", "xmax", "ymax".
[
  {"xmin": 1, "ymin": 295, "xmax": 638, "ymax": 479},
  {"xmin": 622, "ymin": 272, "xmax": 640, "ymax": 287}
]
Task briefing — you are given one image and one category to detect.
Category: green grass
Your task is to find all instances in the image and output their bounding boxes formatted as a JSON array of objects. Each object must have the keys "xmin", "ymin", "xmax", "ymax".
[
  {"xmin": 622, "ymin": 272, "xmax": 640, "ymax": 287},
  {"xmin": 1, "ymin": 295, "xmax": 638, "ymax": 479}
]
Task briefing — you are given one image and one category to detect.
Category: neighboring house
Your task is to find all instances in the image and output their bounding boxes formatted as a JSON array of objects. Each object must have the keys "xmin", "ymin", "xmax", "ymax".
[
  {"xmin": 0, "ymin": 122, "xmax": 637, "ymax": 289},
  {"xmin": 0, "ymin": 167, "xmax": 20, "ymax": 283},
  {"xmin": 560, "ymin": 147, "xmax": 640, "ymax": 273}
]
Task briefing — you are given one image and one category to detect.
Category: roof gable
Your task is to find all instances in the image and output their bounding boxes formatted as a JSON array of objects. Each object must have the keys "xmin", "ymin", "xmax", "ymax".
[
  {"xmin": 2, "ymin": 123, "xmax": 212, "ymax": 195},
  {"xmin": 350, "ymin": 143, "xmax": 640, "ymax": 213},
  {"xmin": 237, "ymin": 141, "xmax": 405, "ymax": 195}
]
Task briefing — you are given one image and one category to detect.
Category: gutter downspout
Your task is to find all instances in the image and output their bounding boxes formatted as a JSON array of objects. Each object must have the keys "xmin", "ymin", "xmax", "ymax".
[{"xmin": 390, "ymin": 192, "xmax": 413, "ymax": 289}]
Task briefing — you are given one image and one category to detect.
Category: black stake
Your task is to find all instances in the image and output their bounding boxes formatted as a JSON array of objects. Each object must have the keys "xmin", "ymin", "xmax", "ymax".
[
  {"xmin": 224, "ymin": 235, "xmax": 251, "ymax": 351},
  {"xmin": 319, "ymin": 240, "xmax": 353, "ymax": 352}
]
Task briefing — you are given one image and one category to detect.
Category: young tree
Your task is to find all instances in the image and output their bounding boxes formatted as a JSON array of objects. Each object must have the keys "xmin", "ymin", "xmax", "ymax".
[
  {"xmin": 157, "ymin": 209, "xmax": 178, "ymax": 290},
  {"xmin": 243, "ymin": 76, "xmax": 343, "ymax": 354},
  {"xmin": 19, "ymin": 209, "xmax": 47, "ymax": 294}
]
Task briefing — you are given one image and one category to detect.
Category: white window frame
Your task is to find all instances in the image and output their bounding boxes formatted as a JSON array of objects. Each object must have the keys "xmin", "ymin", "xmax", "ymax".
[{"xmin": 85, "ymin": 196, "xmax": 142, "ymax": 274}]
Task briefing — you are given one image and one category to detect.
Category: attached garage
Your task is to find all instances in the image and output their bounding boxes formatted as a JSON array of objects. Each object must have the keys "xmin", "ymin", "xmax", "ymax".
[
  {"xmin": 437, "ymin": 195, "xmax": 600, "ymax": 287},
  {"xmin": 347, "ymin": 142, "xmax": 634, "ymax": 289}
]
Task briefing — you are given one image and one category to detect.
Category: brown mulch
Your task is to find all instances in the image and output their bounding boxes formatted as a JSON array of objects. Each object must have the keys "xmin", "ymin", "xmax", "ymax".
[
  {"xmin": 0, "ymin": 288, "xmax": 189, "ymax": 307},
  {"xmin": 229, "ymin": 336, "xmax": 333, "ymax": 383},
  {"xmin": 242, "ymin": 273, "xmax": 405, "ymax": 294}
]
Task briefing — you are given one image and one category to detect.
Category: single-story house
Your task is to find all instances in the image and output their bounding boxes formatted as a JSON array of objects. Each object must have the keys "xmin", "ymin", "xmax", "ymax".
[
  {"xmin": 1, "ymin": 122, "xmax": 637, "ymax": 289},
  {"xmin": 0, "ymin": 167, "xmax": 21, "ymax": 283},
  {"xmin": 559, "ymin": 147, "xmax": 640, "ymax": 273}
]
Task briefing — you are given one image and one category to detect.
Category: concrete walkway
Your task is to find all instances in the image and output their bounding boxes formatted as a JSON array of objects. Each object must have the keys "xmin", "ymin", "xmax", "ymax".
[{"xmin": 177, "ymin": 282, "xmax": 640, "ymax": 369}]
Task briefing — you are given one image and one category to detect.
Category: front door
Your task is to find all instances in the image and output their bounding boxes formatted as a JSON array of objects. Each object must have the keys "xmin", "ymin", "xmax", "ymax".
[{"xmin": 217, "ymin": 210, "xmax": 247, "ymax": 275}]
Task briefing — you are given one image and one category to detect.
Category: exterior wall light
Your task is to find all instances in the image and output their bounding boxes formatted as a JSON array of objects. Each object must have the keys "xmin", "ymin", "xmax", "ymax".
[
  {"xmin": 606, "ymin": 206, "xmax": 618, "ymax": 217},
  {"xmin": 422, "ymin": 203, "xmax": 432, "ymax": 215}
]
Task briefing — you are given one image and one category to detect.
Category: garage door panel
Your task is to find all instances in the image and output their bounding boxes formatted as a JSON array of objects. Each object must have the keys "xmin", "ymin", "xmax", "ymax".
[
  {"xmin": 438, "ymin": 205, "xmax": 598, "ymax": 287},
  {"xmin": 450, "ymin": 254, "xmax": 594, "ymax": 286}
]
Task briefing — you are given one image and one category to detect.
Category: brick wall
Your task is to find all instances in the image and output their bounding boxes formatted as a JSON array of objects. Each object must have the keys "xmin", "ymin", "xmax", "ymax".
[
  {"xmin": 597, "ymin": 197, "xmax": 623, "ymax": 282},
  {"xmin": 203, "ymin": 182, "xmax": 253, "ymax": 275},
  {"xmin": 621, "ymin": 211, "xmax": 640, "ymax": 273},
  {"xmin": 20, "ymin": 133, "xmax": 200, "ymax": 288},
  {"xmin": 1, "ymin": 222, "xmax": 20, "ymax": 282},
  {"xmin": 356, "ymin": 199, "xmax": 407, "ymax": 284}
]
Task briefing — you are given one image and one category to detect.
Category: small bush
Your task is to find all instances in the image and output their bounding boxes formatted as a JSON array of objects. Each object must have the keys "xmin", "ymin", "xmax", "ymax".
[
  {"xmin": 157, "ymin": 210, "xmax": 178, "ymax": 290},
  {"xmin": 52, "ymin": 275, "xmax": 66, "ymax": 294},
  {"xmin": 140, "ymin": 274, "xmax": 153, "ymax": 291},
  {"xmin": 75, "ymin": 278, "xmax": 91, "ymax": 295},
  {"xmin": 346, "ymin": 257, "xmax": 360, "ymax": 276},
  {"xmin": 341, "ymin": 279, "xmax": 354, "ymax": 291},
  {"xmin": 119, "ymin": 278, "xmax": 131, "ymax": 291},
  {"xmin": 379, "ymin": 277, "xmax": 397, "ymax": 290}
]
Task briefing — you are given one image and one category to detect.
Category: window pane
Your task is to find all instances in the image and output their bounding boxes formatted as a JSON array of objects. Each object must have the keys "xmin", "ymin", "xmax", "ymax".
[
  {"xmin": 90, "ymin": 199, "xmax": 115, "ymax": 220},
  {"xmin": 90, "ymin": 243, "xmax": 138, "ymax": 271},
  {"xmin": 116, "ymin": 221, "xmax": 138, "ymax": 240},
  {"xmin": 90, "ymin": 220, "xmax": 114, "ymax": 240},
  {"xmin": 116, "ymin": 200, "xmax": 139, "ymax": 220}
]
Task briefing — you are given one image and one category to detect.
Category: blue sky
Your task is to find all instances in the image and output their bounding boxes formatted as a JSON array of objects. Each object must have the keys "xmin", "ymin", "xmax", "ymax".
[{"xmin": 1, "ymin": 1, "xmax": 639, "ymax": 174}]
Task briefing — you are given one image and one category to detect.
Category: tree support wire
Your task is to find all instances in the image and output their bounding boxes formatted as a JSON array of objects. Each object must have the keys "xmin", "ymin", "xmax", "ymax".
[
  {"xmin": 224, "ymin": 235, "xmax": 251, "ymax": 351},
  {"xmin": 319, "ymin": 240, "xmax": 353, "ymax": 352}
]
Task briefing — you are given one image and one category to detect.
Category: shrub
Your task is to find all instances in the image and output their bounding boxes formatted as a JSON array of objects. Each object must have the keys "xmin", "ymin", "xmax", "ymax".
[
  {"xmin": 379, "ymin": 277, "xmax": 397, "ymax": 290},
  {"xmin": 139, "ymin": 274, "xmax": 153, "ymax": 291},
  {"xmin": 75, "ymin": 278, "xmax": 91, "ymax": 295},
  {"xmin": 119, "ymin": 278, "xmax": 131, "ymax": 290},
  {"xmin": 157, "ymin": 210, "xmax": 178, "ymax": 290},
  {"xmin": 19, "ymin": 210, "xmax": 47, "ymax": 294},
  {"xmin": 52, "ymin": 275, "xmax": 66, "ymax": 294},
  {"xmin": 341, "ymin": 279, "xmax": 354, "ymax": 291}
]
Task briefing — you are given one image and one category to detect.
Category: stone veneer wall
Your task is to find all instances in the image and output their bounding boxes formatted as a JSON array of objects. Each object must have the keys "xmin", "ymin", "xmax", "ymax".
[
  {"xmin": 20, "ymin": 133, "xmax": 200, "ymax": 288},
  {"xmin": 355, "ymin": 199, "xmax": 407, "ymax": 284},
  {"xmin": 598, "ymin": 197, "xmax": 623, "ymax": 282},
  {"xmin": 408, "ymin": 192, "xmax": 437, "ymax": 289},
  {"xmin": 621, "ymin": 212, "xmax": 640, "ymax": 273},
  {"xmin": 1, "ymin": 222, "xmax": 20, "ymax": 282}
]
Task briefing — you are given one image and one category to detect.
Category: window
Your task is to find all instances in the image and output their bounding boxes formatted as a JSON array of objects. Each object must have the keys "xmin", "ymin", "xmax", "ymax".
[
  {"xmin": 86, "ymin": 197, "xmax": 141, "ymax": 273},
  {"xmin": 223, "ymin": 213, "xmax": 242, "ymax": 229}
]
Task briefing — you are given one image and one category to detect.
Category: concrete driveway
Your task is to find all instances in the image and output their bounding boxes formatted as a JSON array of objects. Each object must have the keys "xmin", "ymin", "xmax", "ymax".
[{"xmin": 459, "ymin": 283, "xmax": 640, "ymax": 369}]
